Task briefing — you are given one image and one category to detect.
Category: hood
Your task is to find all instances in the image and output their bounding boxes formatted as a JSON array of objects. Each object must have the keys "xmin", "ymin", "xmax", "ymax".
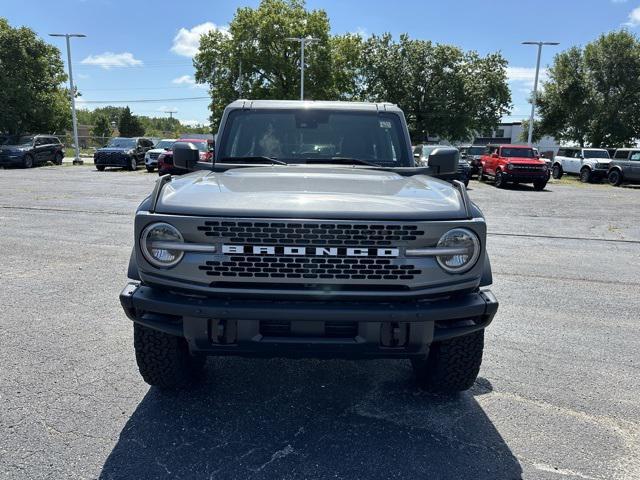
[
  {"xmin": 154, "ymin": 166, "xmax": 468, "ymax": 220},
  {"xmin": 505, "ymin": 157, "xmax": 546, "ymax": 164},
  {"xmin": 0, "ymin": 145, "xmax": 27, "ymax": 153},
  {"xmin": 96, "ymin": 147, "xmax": 130, "ymax": 153}
]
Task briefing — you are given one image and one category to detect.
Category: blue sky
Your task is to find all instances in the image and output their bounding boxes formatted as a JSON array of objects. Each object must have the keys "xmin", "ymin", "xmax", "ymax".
[{"xmin": 3, "ymin": 0, "xmax": 640, "ymax": 127}]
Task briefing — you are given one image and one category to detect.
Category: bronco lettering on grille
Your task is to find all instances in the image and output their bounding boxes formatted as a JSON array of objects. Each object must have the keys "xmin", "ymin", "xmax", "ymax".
[{"xmin": 222, "ymin": 245, "xmax": 400, "ymax": 257}]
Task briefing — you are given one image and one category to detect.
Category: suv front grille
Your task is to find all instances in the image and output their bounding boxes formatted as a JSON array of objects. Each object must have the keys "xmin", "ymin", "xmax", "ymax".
[
  {"xmin": 197, "ymin": 221, "xmax": 425, "ymax": 246},
  {"xmin": 199, "ymin": 256, "xmax": 421, "ymax": 281},
  {"xmin": 512, "ymin": 164, "xmax": 544, "ymax": 171},
  {"xmin": 149, "ymin": 152, "xmax": 160, "ymax": 160}
]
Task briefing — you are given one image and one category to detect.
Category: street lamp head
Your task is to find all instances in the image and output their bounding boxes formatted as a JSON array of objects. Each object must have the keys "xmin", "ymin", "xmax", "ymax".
[
  {"xmin": 522, "ymin": 41, "xmax": 559, "ymax": 46},
  {"xmin": 49, "ymin": 33, "xmax": 87, "ymax": 38}
]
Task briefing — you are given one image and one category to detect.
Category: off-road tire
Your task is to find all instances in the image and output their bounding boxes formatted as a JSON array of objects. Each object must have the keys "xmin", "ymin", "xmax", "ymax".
[
  {"xmin": 96, "ymin": 165, "xmax": 105, "ymax": 171},
  {"xmin": 608, "ymin": 169, "xmax": 623, "ymax": 186},
  {"xmin": 552, "ymin": 164, "xmax": 562, "ymax": 179},
  {"xmin": 494, "ymin": 170, "xmax": 506, "ymax": 188},
  {"xmin": 54, "ymin": 152, "xmax": 63, "ymax": 165},
  {"xmin": 533, "ymin": 179, "xmax": 547, "ymax": 191},
  {"xmin": 133, "ymin": 323, "xmax": 205, "ymax": 389},
  {"xmin": 412, "ymin": 330, "xmax": 484, "ymax": 393},
  {"xmin": 580, "ymin": 168, "xmax": 591, "ymax": 183},
  {"xmin": 23, "ymin": 154, "xmax": 34, "ymax": 168}
]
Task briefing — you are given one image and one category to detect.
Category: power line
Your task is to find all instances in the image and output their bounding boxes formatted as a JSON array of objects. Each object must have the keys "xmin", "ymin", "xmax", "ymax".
[{"xmin": 80, "ymin": 96, "xmax": 209, "ymax": 104}]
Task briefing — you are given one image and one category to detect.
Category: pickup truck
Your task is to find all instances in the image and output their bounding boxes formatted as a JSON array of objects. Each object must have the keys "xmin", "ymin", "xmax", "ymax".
[{"xmin": 120, "ymin": 100, "xmax": 498, "ymax": 393}]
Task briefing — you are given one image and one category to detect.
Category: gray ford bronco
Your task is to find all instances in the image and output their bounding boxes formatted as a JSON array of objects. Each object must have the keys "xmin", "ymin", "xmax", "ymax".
[{"xmin": 120, "ymin": 100, "xmax": 498, "ymax": 393}]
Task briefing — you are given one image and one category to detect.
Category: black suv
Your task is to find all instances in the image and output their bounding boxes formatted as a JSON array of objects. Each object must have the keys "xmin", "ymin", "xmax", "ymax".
[
  {"xmin": 0, "ymin": 135, "xmax": 64, "ymax": 168},
  {"xmin": 94, "ymin": 137, "xmax": 155, "ymax": 171}
]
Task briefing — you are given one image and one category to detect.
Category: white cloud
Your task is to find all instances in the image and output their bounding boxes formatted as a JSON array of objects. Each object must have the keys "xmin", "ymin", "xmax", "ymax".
[
  {"xmin": 170, "ymin": 22, "xmax": 228, "ymax": 57},
  {"xmin": 172, "ymin": 74, "xmax": 195, "ymax": 85},
  {"xmin": 80, "ymin": 52, "xmax": 142, "ymax": 69},
  {"xmin": 506, "ymin": 66, "xmax": 549, "ymax": 89},
  {"xmin": 77, "ymin": 73, "xmax": 90, "ymax": 80},
  {"xmin": 180, "ymin": 119, "xmax": 206, "ymax": 127},
  {"xmin": 626, "ymin": 6, "xmax": 640, "ymax": 26},
  {"xmin": 172, "ymin": 74, "xmax": 207, "ymax": 89}
]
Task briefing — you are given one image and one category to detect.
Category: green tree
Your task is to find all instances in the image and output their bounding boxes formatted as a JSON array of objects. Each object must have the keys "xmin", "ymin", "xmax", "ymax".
[
  {"xmin": 361, "ymin": 34, "xmax": 511, "ymax": 141},
  {"xmin": 195, "ymin": 0, "xmax": 337, "ymax": 129},
  {"xmin": 91, "ymin": 115, "xmax": 112, "ymax": 140},
  {"xmin": 537, "ymin": 31, "xmax": 640, "ymax": 147},
  {"xmin": 0, "ymin": 18, "xmax": 70, "ymax": 134},
  {"xmin": 117, "ymin": 106, "xmax": 145, "ymax": 137}
]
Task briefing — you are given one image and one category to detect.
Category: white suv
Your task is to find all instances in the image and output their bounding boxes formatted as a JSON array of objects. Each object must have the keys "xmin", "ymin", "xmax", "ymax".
[
  {"xmin": 551, "ymin": 147, "xmax": 611, "ymax": 183},
  {"xmin": 144, "ymin": 139, "xmax": 176, "ymax": 173}
]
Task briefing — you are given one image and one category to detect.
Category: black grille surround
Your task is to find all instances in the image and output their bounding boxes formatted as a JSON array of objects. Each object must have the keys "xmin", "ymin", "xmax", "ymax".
[
  {"xmin": 94, "ymin": 151, "xmax": 127, "ymax": 165},
  {"xmin": 198, "ymin": 220, "xmax": 425, "ymax": 246},
  {"xmin": 511, "ymin": 164, "xmax": 545, "ymax": 172}
]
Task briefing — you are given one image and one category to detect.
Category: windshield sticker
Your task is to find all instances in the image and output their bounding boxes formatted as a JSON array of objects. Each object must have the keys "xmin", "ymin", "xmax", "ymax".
[{"xmin": 379, "ymin": 120, "xmax": 392, "ymax": 129}]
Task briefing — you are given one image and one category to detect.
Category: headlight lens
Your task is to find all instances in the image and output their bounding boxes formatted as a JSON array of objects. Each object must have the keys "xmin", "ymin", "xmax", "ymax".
[
  {"xmin": 436, "ymin": 228, "xmax": 481, "ymax": 273},
  {"xmin": 542, "ymin": 164, "xmax": 548, "ymax": 171},
  {"xmin": 140, "ymin": 222, "xmax": 184, "ymax": 268},
  {"xmin": 507, "ymin": 163, "xmax": 513, "ymax": 171}
]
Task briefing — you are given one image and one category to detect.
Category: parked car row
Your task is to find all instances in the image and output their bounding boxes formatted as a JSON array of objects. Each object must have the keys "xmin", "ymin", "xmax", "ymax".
[
  {"xmin": 412, "ymin": 144, "xmax": 471, "ymax": 187},
  {"xmin": 93, "ymin": 136, "xmax": 215, "ymax": 173}
]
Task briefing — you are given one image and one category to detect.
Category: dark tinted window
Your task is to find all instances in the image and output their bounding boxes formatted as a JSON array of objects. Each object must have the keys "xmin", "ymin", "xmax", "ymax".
[
  {"xmin": 5, "ymin": 135, "xmax": 34, "ymax": 146},
  {"xmin": 501, "ymin": 147, "xmax": 535, "ymax": 158},
  {"xmin": 220, "ymin": 109, "xmax": 410, "ymax": 167},
  {"xmin": 614, "ymin": 150, "xmax": 629, "ymax": 159},
  {"xmin": 106, "ymin": 138, "xmax": 136, "ymax": 148},
  {"xmin": 468, "ymin": 146, "xmax": 486, "ymax": 155}
]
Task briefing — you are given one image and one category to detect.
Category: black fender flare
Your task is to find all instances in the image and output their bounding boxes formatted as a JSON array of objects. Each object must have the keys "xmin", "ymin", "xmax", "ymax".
[
  {"xmin": 480, "ymin": 251, "xmax": 493, "ymax": 287},
  {"xmin": 127, "ymin": 248, "xmax": 141, "ymax": 280}
]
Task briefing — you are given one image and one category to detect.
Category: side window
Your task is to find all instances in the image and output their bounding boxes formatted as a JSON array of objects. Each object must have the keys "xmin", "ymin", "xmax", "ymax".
[
  {"xmin": 413, "ymin": 145, "xmax": 422, "ymax": 156},
  {"xmin": 557, "ymin": 148, "xmax": 566, "ymax": 157},
  {"xmin": 630, "ymin": 152, "xmax": 640, "ymax": 161},
  {"xmin": 574, "ymin": 150, "xmax": 582, "ymax": 158},
  {"xmin": 614, "ymin": 150, "xmax": 628, "ymax": 159},
  {"xmin": 35, "ymin": 137, "xmax": 46, "ymax": 146}
]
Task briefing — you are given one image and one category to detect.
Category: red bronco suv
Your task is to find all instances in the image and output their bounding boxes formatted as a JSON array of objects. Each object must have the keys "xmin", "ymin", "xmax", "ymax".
[{"xmin": 480, "ymin": 144, "xmax": 549, "ymax": 190}]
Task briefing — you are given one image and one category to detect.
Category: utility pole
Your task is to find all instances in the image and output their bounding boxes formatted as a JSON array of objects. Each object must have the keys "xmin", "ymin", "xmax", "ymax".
[
  {"xmin": 50, "ymin": 33, "xmax": 86, "ymax": 165},
  {"xmin": 522, "ymin": 41, "xmax": 559, "ymax": 146},
  {"xmin": 286, "ymin": 36, "xmax": 319, "ymax": 100},
  {"xmin": 164, "ymin": 109, "xmax": 177, "ymax": 119}
]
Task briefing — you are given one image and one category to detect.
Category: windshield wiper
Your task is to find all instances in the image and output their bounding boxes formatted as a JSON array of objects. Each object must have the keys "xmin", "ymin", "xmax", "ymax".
[
  {"xmin": 218, "ymin": 156, "xmax": 287, "ymax": 165},
  {"xmin": 304, "ymin": 157, "xmax": 381, "ymax": 168}
]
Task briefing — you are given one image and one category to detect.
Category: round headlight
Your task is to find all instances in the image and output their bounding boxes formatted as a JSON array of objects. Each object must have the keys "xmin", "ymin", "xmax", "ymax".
[
  {"xmin": 542, "ymin": 164, "xmax": 548, "ymax": 171},
  {"xmin": 436, "ymin": 228, "xmax": 481, "ymax": 274},
  {"xmin": 140, "ymin": 222, "xmax": 184, "ymax": 268},
  {"xmin": 507, "ymin": 163, "xmax": 513, "ymax": 171}
]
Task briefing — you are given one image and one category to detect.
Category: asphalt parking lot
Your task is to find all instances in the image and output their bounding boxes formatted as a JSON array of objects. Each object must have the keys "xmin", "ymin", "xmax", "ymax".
[{"xmin": 1, "ymin": 165, "xmax": 639, "ymax": 480}]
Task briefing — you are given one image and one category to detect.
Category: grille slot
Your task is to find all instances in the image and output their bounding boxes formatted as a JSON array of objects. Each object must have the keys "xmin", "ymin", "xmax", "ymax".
[
  {"xmin": 512, "ymin": 164, "xmax": 543, "ymax": 171},
  {"xmin": 199, "ymin": 255, "xmax": 421, "ymax": 281},
  {"xmin": 259, "ymin": 320, "xmax": 358, "ymax": 338},
  {"xmin": 197, "ymin": 221, "xmax": 425, "ymax": 246}
]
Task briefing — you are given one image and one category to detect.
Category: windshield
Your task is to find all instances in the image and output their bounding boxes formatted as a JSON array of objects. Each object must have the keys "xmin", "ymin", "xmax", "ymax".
[
  {"xmin": 4, "ymin": 135, "xmax": 34, "ymax": 146},
  {"xmin": 154, "ymin": 140, "xmax": 175, "ymax": 150},
  {"xmin": 179, "ymin": 140, "xmax": 208, "ymax": 151},
  {"xmin": 584, "ymin": 149, "xmax": 610, "ymax": 159},
  {"xmin": 106, "ymin": 138, "xmax": 136, "ymax": 148},
  {"xmin": 218, "ymin": 109, "xmax": 410, "ymax": 167},
  {"xmin": 468, "ymin": 146, "xmax": 486, "ymax": 155},
  {"xmin": 501, "ymin": 147, "xmax": 535, "ymax": 158}
]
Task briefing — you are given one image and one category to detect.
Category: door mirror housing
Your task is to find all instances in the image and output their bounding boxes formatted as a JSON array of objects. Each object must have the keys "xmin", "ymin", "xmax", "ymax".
[
  {"xmin": 173, "ymin": 142, "xmax": 201, "ymax": 171},
  {"xmin": 413, "ymin": 152, "xmax": 420, "ymax": 159},
  {"xmin": 426, "ymin": 147, "xmax": 458, "ymax": 177}
]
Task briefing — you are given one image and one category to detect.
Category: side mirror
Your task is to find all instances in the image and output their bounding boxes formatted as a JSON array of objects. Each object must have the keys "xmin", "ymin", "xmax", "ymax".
[
  {"xmin": 426, "ymin": 147, "xmax": 458, "ymax": 176},
  {"xmin": 413, "ymin": 152, "xmax": 420, "ymax": 159},
  {"xmin": 173, "ymin": 142, "xmax": 200, "ymax": 171},
  {"xmin": 491, "ymin": 153, "xmax": 499, "ymax": 158}
]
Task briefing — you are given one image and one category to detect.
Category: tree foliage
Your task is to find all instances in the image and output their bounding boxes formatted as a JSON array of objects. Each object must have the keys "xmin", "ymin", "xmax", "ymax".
[
  {"xmin": 194, "ymin": 0, "xmax": 511, "ymax": 139},
  {"xmin": 117, "ymin": 107, "xmax": 145, "ymax": 137},
  {"xmin": 537, "ymin": 31, "xmax": 640, "ymax": 147},
  {"xmin": 0, "ymin": 18, "xmax": 70, "ymax": 135},
  {"xmin": 91, "ymin": 115, "xmax": 112, "ymax": 139}
]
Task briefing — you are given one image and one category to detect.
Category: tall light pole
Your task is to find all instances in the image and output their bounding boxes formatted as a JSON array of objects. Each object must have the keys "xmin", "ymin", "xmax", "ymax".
[
  {"xmin": 522, "ymin": 41, "xmax": 559, "ymax": 146},
  {"xmin": 50, "ymin": 33, "xmax": 86, "ymax": 165},
  {"xmin": 286, "ymin": 36, "xmax": 319, "ymax": 100}
]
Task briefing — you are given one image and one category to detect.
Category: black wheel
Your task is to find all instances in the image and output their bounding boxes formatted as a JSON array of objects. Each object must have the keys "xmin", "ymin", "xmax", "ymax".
[
  {"xmin": 494, "ymin": 170, "xmax": 506, "ymax": 188},
  {"xmin": 533, "ymin": 179, "xmax": 547, "ymax": 191},
  {"xmin": 552, "ymin": 164, "xmax": 563, "ymax": 179},
  {"xmin": 22, "ymin": 154, "xmax": 34, "ymax": 168},
  {"xmin": 412, "ymin": 330, "xmax": 484, "ymax": 393},
  {"xmin": 96, "ymin": 165, "xmax": 105, "ymax": 171},
  {"xmin": 54, "ymin": 152, "xmax": 63, "ymax": 165},
  {"xmin": 580, "ymin": 168, "xmax": 591, "ymax": 183},
  {"xmin": 127, "ymin": 157, "xmax": 138, "ymax": 171},
  {"xmin": 146, "ymin": 166, "xmax": 155, "ymax": 173},
  {"xmin": 133, "ymin": 323, "xmax": 205, "ymax": 389},
  {"xmin": 608, "ymin": 169, "xmax": 623, "ymax": 186},
  {"xmin": 479, "ymin": 167, "xmax": 487, "ymax": 182}
]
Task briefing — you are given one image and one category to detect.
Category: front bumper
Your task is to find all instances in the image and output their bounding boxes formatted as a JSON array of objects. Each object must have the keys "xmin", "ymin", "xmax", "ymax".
[
  {"xmin": 94, "ymin": 155, "xmax": 131, "ymax": 167},
  {"xmin": 120, "ymin": 283, "xmax": 498, "ymax": 359},
  {"xmin": 503, "ymin": 171, "xmax": 548, "ymax": 183},
  {"xmin": 0, "ymin": 154, "xmax": 24, "ymax": 166}
]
